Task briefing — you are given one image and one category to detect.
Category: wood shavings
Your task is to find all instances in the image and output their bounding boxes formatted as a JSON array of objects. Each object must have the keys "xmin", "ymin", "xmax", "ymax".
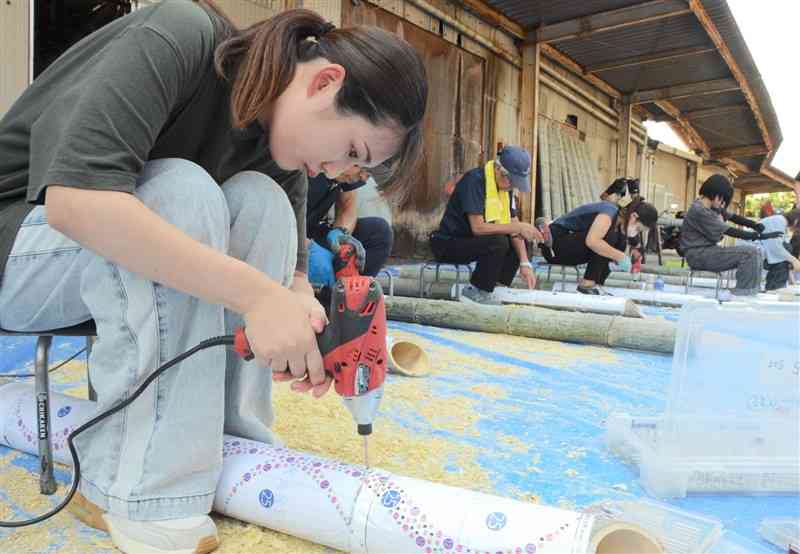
[
  {"xmin": 0, "ymin": 335, "xmax": 515, "ymax": 553},
  {"xmin": 469, "ymin": 383, "xmax": 508, "ymax": 399},
  {"xmin": 496, "ymin": 433, "xmax": 531, "ymax": 453},
  {"xmin": 211, "ymin": 368, "xmax": 493, "ymax": 552}
]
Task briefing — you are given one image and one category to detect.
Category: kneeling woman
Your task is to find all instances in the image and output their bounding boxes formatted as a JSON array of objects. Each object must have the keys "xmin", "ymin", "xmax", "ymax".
[{"xmin": 542, "ymin": 199, "xmax": 658, "ymax": 294}]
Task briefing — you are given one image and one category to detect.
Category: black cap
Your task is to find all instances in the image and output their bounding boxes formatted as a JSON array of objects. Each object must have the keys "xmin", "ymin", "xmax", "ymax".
[{"xmin": 357, "ymin": 423, "xmax": 373, "ymax": 436}]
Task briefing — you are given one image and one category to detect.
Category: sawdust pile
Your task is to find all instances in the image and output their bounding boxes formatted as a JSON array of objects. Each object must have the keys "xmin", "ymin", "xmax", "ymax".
[{"xmin": 2, "ymin": 330, "xmax": 512, "ymax": 553}]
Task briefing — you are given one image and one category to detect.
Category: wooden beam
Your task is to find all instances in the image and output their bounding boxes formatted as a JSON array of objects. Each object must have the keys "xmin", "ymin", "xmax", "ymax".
[
  {"xmin": 626, "ymin": 77, "xmax": 739, "ymax": 104},
  {"xmin": 617, "ymin": 102, "xmax": 633, "ymax": 177},
  {"xmin": 539, "ymin": 74, "xmax": 618, "ymax": 130},
  {"xmin": 540, "ymin": 63, "xmax": 617, "ymax": 119},
  {"xmin": 709, "ymin": 144, "xmax": 769, "ymax": 159},
  {"xmin": 760, "ymin": 165, "xmax": 797, "ymax": 189},
  {"xmin": 688, "ymin": 0, "xmax": 774, "ymax": 151},
  {"xmin": 719, "ymin": 157, "xmax": 751, "ymax": 176},
  {"xmin": 457, "ymin": 0, "xmax": 525, "ymax": 39},
  {"xmin": 586, "ymin": 45, "xmax": 716, "ymax": 73},
  {"xmin": 529, "ymin": 0, "xmax": 691, "ymax": 43},
  {"xmin": 655, "ymin": 100, "xmax": 710, "ymax": 156},
  {"xmin": 683, "ymin": 104, "xmax": 750, "ymax": 120},
  {"xmin": 540, "ymin": 44, "xmax": 622, "ymax": 100},
  {"xmin": 519, "ymin": 42, "xmax": 541, "ymax": 223}
]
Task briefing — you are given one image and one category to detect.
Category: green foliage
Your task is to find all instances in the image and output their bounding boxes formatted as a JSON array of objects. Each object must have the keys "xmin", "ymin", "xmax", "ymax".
[{"xmin": 745, "ymin": 192, "xmax": 797, "ymax": 217}]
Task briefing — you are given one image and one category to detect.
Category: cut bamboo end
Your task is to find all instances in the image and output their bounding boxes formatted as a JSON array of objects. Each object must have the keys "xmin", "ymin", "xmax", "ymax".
[
  {"xmin": 622, "ymin": 299, "xmax": 645, "ymax": 318},
  {"xmin": 590, "ymin": 522, "xmax": 663, "ymax": 554},
  {"xmin": 387, "ymin": 339, "xmax": 431, "ymax": 377}
]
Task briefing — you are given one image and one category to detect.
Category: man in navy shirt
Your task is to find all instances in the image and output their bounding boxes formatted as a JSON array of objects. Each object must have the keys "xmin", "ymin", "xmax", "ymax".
[
  {"xmin": 306, "ymin": 166, "xmax": 393, "ymax": 286},
  {"xmin": 430, "ymin": 146, "xmax": 541, "ymax": 304}
]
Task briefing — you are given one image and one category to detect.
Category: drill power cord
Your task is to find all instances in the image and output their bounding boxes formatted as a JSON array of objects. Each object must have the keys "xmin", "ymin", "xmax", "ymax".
[
  {"xmin": 0, "ymin": 347, "xmax": 88, "ymax": 379},
  {"xmin": 0, "ymin": 334, "xmax": 235, "ymax": 528}
]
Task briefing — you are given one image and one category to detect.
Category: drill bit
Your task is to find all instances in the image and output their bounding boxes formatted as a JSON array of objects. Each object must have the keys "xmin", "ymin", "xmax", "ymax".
[{"xmin": 363, "ymin": 436, "xmax": 370, "ymax": 468}]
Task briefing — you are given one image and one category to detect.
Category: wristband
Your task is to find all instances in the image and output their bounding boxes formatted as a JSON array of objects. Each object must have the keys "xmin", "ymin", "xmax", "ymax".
[{"xmin": 519, "ymin": 261, "xmax": 532, "ymax": 268}]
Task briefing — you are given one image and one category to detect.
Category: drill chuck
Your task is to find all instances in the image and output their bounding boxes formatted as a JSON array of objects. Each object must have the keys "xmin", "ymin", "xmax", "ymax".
[{"xmin": 357, "ymin": 423, "xmax": 373, "ymax": 436}]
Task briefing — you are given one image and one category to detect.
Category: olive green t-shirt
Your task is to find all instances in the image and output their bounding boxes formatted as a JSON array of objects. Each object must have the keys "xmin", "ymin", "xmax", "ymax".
[{"xmin": 0, "ymin": 0, "xmax": 308, "ymax": 285}]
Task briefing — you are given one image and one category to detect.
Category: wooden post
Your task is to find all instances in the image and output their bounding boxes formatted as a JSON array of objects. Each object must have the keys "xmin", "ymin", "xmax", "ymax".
[
  {"xmin": 0, "ymin": 0, "xmax": 30, "ymax": 114},
  {"xmin": 685, "ymin": 160, "xmax": 698, "ymax": 210},
  {"xmin": 617, "ymin": 102, "xmax": 632, "ymax": 178},
  {"xmin": 519, "ymin": 42, "xmax": 541, "ymax": 223}
]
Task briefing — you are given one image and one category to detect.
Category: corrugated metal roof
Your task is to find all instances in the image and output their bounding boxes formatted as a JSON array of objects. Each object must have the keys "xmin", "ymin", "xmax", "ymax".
[
  {"xmin": 555, "ymin": 14, "xmax": 709, "ymax": 64},
  {"xmin": 485, "ymin": 0, "xmax": 642, "ymax": 28},
  {"xmin": 700, "ymin": 0, "xmax": 782, "ymax": 147},
  {"xmin": 469, "ymin": 0, "xmax": 783, "ymax": 175},
  {"xmin": 693, "ymin": 114, "xmax": 762, "ymax": 150},
  {"xmin": 671, "ymin": 90, "xmax": 746, "ymax": 112},
  {"xmin": 588, "ymin": 52, "xmax": 730, "ymax": 94}
]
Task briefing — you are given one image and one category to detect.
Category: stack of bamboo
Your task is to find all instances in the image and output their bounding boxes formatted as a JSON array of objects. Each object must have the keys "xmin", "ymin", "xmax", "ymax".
[{"xmin": 538, "ymin": 119, "xmax": 601, "ymax": 220}]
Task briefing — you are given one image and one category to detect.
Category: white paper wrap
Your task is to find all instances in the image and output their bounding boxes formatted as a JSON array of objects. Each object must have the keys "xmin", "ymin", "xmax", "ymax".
[
  {"xmin": 0, "ymin": 382, "xmax": 596, "ymax": 553},
  {"xmin": 490, "ymin": 287, "xmax": 643, "ymax": 318}
]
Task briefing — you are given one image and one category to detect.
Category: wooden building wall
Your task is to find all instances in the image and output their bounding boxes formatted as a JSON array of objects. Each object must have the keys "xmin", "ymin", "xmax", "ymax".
[
  {"xmin": 3, "ymin": 0, "xmax": 732, "ymax": 250},
  {"xmin": 0, "ymin": 0, "xmax": 31, "ymax": 115},
  {"xmin": 648, "ymin": 145, "xmax": 699, "ymax": 212},
  {"xmin": 344, "ymin": 0, "xmax": 493, "ymax": 257}
]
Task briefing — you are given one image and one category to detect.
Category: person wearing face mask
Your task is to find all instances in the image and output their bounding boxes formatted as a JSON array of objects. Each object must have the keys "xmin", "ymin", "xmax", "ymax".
[
  {"xmin": 429, "ymin": 146, "xmax": 542, "ymax": 305},
  {"xmin": 0, "ymin": 1, "xmax": 427, "ymax": 551},
  {"xmin": 680, "ymin": 175, "xmax": 780, "ymax": 297},
  {"xmin": 306, "ymin": 165, "xmax": 393, "ymax": 288},
  {"xmin": 539, "ymin": 198, "xmax": 659, "ymax": 295}
]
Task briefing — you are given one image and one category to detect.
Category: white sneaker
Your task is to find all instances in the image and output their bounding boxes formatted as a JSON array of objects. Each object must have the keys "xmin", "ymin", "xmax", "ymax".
[
  {"xmin": 70, "ymin": 491, "xmax": 219, "ymax": 554},
  {"xmin": 459, "ymin": 284, "xmax": 502, "ymax": 305}
]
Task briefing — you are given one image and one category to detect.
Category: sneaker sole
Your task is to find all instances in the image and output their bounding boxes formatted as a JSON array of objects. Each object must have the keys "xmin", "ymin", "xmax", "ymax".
[{"xmin": 69, "ymin": 492, "xmax": 219, "ymax": 554}]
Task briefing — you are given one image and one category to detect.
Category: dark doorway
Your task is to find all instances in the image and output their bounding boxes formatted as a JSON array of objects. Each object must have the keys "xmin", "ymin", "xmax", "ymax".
[{"xmin": 34, "ymin": 0, "xmax": 134, "ymax": 77}]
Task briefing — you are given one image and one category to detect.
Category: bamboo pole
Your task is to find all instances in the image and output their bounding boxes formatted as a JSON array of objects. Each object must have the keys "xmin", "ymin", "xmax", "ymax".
[
  {"xmin": 377, "ymin": 277, "xmax": 644, "ymax": 318},
  {"xmin": 549, "ymin": 122, "xmax": 566, "ymax": 217},
  {"xmin": 390, "ymin": 265, "xmax": 724, "ymax": 288},
  {"xmin": 385, "ymin": 297, "xmax": 676, "ymax": 354},
  {"xmin": 377, "ymin": 276, "xmax": 699, "ymax": 308},
  {"xmin": 539, "ymin": 120, "xmax": 553, "ymax": 220}
]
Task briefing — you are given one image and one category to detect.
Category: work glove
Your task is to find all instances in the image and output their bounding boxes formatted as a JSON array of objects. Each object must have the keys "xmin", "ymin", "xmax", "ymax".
[
  {"xmin": 326, "ymin": 228, "xmax": 366, "ymax": 272},
  {"xmin": 308, "ymin": 240, "xmax": 336, "ymax": 287},
  {"xmin": 758, "ymin": 231, "xmax": 785, "ymax": 240},
  {"xmin": 724, "ymin": 227, "xmax": 760, "ymax": 241},
  {"xmin": 727, "ymin": 212, "xmax": 763, "ymax": 233},
  {"xmin": 612, "ymin": 255, "xmax": 633, "ymax": 273}
]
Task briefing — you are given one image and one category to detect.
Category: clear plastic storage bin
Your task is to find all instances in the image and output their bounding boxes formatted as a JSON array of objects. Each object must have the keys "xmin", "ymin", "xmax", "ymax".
[
  {"xmin": 758, "ymin": 518, "xmax": 800, "ymax": 551},
  {"xmin": 607, "ymin": 299, "xmax": 800, "ymax": 497}
]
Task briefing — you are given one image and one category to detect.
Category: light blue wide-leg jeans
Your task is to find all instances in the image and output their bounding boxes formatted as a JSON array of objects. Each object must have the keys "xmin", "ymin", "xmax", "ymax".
[{"xmin": 0, "ymin": 159, "xmax": 297, "ymax": 520}]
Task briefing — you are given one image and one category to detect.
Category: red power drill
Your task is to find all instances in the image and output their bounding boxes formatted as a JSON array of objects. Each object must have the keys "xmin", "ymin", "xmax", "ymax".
[
  {"xmin": 332, "ymin": 242, "xmax": 361, "ymax": 279},
  {"xmin": 234, "ymin": 244, "xmax": 387, "ymax": 465}
]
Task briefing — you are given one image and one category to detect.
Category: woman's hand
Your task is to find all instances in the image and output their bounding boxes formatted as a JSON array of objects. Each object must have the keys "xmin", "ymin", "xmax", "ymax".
[
  {"xmin": 290, "ymin": 271, "xmax": 316, "ymax": 297},
  {"xmin": 242, "ymin": 285, "xmax": 332, "ymax": 398},
  {"xmin": 519, "ymin": 264, "xmax": 537, "ymax": 289}
]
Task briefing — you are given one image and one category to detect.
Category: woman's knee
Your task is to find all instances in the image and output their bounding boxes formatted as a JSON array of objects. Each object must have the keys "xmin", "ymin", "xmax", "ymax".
[
  {"xmin": 222, "ymin": 171, "xmax": 295, "ymax": 230},
  {"xmin": 136, "ymin": 159, "xmax": 229, "ymax": 248},
  {"xmin": 355, "ymin": 217, "xmax": 393, "ymax": 248},
  {"xmin": 222, "ymin": 172, "xmax": 298, "ymax": 277}
]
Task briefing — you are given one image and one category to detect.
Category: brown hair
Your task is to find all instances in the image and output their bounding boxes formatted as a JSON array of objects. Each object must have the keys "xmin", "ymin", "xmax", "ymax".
[
  {"xmin": 196, "ymin": 1, "xmax": 428, "ymax": 187},
  {"xmin": 620, "ymin": 198, "xmax": 658, "ymax": 231}
]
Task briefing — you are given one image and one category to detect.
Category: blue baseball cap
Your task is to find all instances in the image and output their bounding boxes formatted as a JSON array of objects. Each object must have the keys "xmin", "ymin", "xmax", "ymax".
[{"xmin": 497, "ymin": 146, "xmax": 532, "ymax": 192}]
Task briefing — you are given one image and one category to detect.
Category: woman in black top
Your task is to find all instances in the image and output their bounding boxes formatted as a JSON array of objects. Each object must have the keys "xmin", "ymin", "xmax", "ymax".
[{"xmin": 542, "ymin": 199, "xmax": 658, "ymax": 294}]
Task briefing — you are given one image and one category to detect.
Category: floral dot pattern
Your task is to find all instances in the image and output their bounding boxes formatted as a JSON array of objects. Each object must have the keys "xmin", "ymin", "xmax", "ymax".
[{"xmin": 219, "ymin": 437, "xmax": 574, "ymax": 553}]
